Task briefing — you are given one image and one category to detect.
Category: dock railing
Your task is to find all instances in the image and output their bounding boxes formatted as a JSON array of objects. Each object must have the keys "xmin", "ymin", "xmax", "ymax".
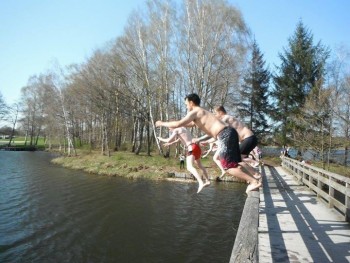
[{"xmin": 282, "ymin": 157, "xmax": 350, "ymax": 222}]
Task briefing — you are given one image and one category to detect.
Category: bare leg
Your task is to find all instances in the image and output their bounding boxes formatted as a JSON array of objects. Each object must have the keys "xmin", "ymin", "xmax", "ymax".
[
  {"xmin": 186, "ymin": 155, "xmax": 205, "ymax": 193},
  {"xmin": 226, "ymin": 164, "xmax": 262, "ymax": 193},
  {"xmin": 213, "ymin": 150, "xmax": 226, "ymax": 179},
  {"xmin": 241, "ymin": 156, "xmax": 261, "ymax": 179},
  {"xmin": 243, "ymin": 156, "xmax": 260, "ymax": 168},
  {"xmin": 201, "ymin": 142, "xmax": 214, "ymax": 158},
  {"xmin": 201, "ymin": 151, "xmax": 210, "ymax": 158},
  {"xmin": 194, "ymin": 158, "xmax": 210, "ymax": 187},
  {"xmin": 248, "ymin": 151, "xmax": 260, "ymax": 165}
]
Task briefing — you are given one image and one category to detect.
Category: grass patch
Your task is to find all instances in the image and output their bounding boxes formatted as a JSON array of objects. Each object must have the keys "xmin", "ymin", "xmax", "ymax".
[
  {"xmin": 51, "ymin": 150, "xmax": 221, "ymax": 180},
  {"xmin": 0, "ymin": 137, "xmax": 46, "ymax": 147},
  {"xmin": 52, "ymin": 150, "xmax": 350, "ymax": 179},
  {"xmin": 311, "ymin": 162, "xmax": 350, "ymax": 178},
  {"xmin": 261, "ymin": 156, "xmax": 282, "ymax": 167}
]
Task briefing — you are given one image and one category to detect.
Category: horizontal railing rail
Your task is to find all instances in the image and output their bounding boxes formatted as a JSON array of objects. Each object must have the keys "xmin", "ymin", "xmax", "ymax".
[{"xmin": 282, "ymin": 157, "xmax": 350, "ymax": 222}]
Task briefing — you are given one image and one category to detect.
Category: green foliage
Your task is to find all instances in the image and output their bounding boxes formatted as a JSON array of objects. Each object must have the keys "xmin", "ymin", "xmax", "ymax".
[
  {"xmin": 270, "ymin": 21, "xmax": 330, "ymax": 146},
  {"xmin": 238, "ymin": 40, "xmax": 271, "ymax": 141}
]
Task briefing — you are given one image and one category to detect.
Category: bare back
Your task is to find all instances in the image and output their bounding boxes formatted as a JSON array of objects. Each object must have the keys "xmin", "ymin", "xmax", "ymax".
[
  {"xmin": 158, "ymin": 106, "xmax": 227, "ymax": 138},
  {"xmin": 173, "ymin": 127, "xmax": 193, "ymax": 146},
  {"xmin": 187, "ymin": 107, "xmax": 227, "ymax": 138},
  {"xmin": 221, "ymin": 115, "xmax": 253, "ymax": 141}
]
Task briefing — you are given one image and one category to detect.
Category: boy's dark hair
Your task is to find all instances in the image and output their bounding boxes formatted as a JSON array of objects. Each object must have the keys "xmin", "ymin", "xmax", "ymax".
[
  {"xmin": 185, "ymin": 93, "xmax": 201, "ymax": 106},
  {"xmin": 215, "ymin": 105, "xmax": 227, "ymax": 114}
]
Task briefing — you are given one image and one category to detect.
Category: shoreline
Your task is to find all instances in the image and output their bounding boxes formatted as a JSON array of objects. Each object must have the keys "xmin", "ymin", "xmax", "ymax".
[{"xmin": 50, "ymin": 150, "xmax": 246, "ymax": 182}]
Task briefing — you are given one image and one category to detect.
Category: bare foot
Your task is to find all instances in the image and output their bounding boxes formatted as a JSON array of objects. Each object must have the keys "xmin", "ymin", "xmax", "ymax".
[
  {"xmin": 204, "ymin": 180, "xmax": 211, "ymax": 187},
  {"xmin": 253, "ymin": 173, "xmax": 261, "ymax": 180},
  {"xmin": 245, "ymin": 181, "xmax": 262, "ymax": 194},
  {"xmin": 197, "ymin": 183, "xmax": 205, "ymax": 193},
  {"xmin": 217, "ymin": 170, "xmax": 226, "ymax": 181},
  {"xmin": 220, "ymin": 170, "xmax": 226, "ymax": 178}
]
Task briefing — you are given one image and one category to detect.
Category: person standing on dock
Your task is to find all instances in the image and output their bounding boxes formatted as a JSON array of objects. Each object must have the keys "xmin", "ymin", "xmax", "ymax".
[
  {"xmin": 156, "ymin": 93, "xmax": 261, "ymax": 194},
  {"xmin": 157, "ymin": 127, "xmax": 211, "ymax": 193}
]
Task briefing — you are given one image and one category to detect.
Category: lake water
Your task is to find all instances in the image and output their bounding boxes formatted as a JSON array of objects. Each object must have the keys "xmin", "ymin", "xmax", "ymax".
[{"xmin": 0, "ymin": 151, "xmax": 246, "ymax": 263}]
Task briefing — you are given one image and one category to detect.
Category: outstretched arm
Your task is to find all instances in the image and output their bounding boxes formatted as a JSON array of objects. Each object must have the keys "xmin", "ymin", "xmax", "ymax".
[
  {"xmin": 158, "ymin": 127, "xmax": 186, "ymax": 146},
  {"xmin": 203, "ymin": 137, "xmax": 216, "ymax": 144},
  {"xmin": 157, "ymin": 131, "xmax": 178, "ymax": 143},
  {"xmin": 163, "ymin": 138, "xmax": 180, "ymax": 147},
  {"xmin": 193, "ymin": 134, "xmax": 212, "ymax": 144},
  {"xmin": 156, "ymin": 111, "xmax": 196, "ymax": 129},
  {"xmin": 201, "ymin": 140, "xmax": 217, "ymax": 158}
]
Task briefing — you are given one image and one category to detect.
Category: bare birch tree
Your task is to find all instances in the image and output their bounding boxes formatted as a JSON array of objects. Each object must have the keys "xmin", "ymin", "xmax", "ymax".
[
  {"xmin": 146, "ymin": 0, "xmax": 177, "ymax": 156},
  {"xmin": 15, "ymin": 0, "xmax": 266, "ymax": 157},
  {"xmin": 177, "ymin": 0, "xmax": 249, "ymax": 108},
  {"xmin": 7, "ymin": 103, "xmax": 19, "ymax": 147},
  {"xmin": 114, "ymin": 2, "xmax": 176, "ymax": 155},
  {"xmin": 290, "ymin": 78, "xmax": 334, "ymax": 169},
  {"xmin": 47, "ymin": 64, "xmax": 77, "ymax": 156},
  {"xmin": 20, "ymin": 75, "xmax": 47, "ymax": 146},
  {"xmin": 328, "ymin": 45, "xmax": 350, "ymax": 166},
  {"xmin": 0, "ymin": 92, "xmax": 8, "ymax": 122}
]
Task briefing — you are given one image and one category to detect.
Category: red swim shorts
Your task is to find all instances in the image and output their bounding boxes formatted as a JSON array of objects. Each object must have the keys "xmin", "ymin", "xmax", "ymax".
[
  {"xmin": 220, "ymin": 159, "xmax": 239, "ymax": 170},
  {"xmin": 187, "ymin": 143, "xmax": 201, "ymax": 160}
]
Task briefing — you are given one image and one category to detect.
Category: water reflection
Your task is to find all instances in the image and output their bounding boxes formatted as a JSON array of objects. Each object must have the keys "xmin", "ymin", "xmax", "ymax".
[{"xmin": 0, "ymin": 152, "xmax": 246, "ymax": 263}]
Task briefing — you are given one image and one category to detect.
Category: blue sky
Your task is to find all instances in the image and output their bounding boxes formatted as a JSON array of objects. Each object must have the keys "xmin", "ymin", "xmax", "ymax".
[{"xmin": 1, "ymin": 0, "xmax": 349, "ymax": 105}]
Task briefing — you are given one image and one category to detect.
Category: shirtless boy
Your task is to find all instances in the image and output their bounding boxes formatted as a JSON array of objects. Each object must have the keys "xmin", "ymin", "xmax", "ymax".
[
  {"xmin": 157, "ymin": 127, "xmax": 210, "ymax": 193},
  {"xmin": 214, "ymin": 106, "xmax": 260, "ymax": 168},
  {"xmin": 156, "ymin": 93, "xmax": 261, "ymax": 194}
]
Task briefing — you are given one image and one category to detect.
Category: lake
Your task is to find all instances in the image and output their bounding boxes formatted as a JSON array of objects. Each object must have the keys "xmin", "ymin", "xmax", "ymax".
[{"xmin": 0, "ymin": 151, "xmax": 246, "ymax": 263}]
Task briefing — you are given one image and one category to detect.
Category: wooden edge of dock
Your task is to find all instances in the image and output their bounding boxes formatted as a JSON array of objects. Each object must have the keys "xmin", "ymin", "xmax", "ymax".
[{"xmin": 229, "ymin": 190, "xmax": 260, "ymax": 263}]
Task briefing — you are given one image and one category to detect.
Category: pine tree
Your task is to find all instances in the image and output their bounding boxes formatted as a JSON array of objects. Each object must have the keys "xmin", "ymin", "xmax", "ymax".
[
  {"xmin": 271, "ymin": 21, "xmax": 329, "ymax": 146},
  {"xmin": 238, "ymin": 40, "xmax": 271, "ymax": 141}
]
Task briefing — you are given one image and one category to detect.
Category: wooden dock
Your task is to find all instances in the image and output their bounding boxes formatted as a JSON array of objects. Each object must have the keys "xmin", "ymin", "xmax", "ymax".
[
  {"xmin": 258, "ymin": 165, "xmax": 350, "ymax": 263},
  {"xmin": 169, "ymin": 161, "xmax": 350, "ymax": 262}
]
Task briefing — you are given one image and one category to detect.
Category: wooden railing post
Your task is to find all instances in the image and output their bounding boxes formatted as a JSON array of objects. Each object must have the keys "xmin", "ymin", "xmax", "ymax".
[
  {"xmin": 317, "ymin": 174, "xmax": 322, "ymax": 198},
  {"xmin": 329, "ymin": 177, "xmax": 334, "ymax": 208},
  {"xmin": 346, "ymin": 182, "xmax": 350, "ymax": 222}
]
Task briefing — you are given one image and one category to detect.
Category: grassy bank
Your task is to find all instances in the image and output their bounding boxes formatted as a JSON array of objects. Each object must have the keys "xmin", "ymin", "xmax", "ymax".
[
  {"xmin": 52, "ymin": 151, "xmax": 350, "ymax": 179},
  {"xmin": 0, "ymin": 137, "xmax": 46, "ymax": 150},
  {"xmin": 51, "ymin": 150, "xmax": 223, "ymax": 180}
]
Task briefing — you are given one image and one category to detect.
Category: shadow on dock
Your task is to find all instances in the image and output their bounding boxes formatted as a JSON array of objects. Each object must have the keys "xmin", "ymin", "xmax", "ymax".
[{"xmin": 259, "ymin": 165, "xmax": 350, "ymax": 263}]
